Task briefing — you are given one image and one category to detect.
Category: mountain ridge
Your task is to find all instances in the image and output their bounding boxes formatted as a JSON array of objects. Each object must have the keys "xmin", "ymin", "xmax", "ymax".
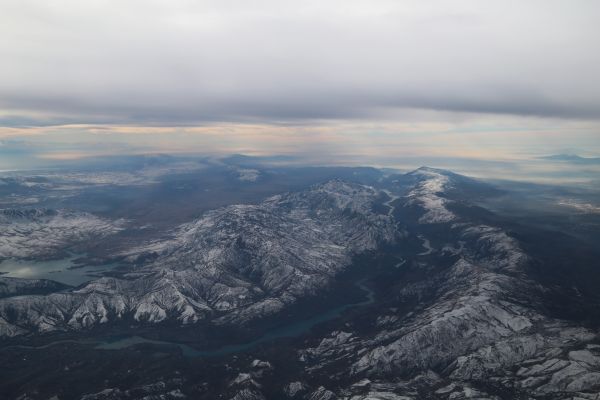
[{"xmin": 1, "ymin": 167, "xmax": 599, "ymax": 399}]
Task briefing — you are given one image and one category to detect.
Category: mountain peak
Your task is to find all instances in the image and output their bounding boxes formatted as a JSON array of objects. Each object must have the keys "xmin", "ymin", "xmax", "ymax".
[
  {"xmin": 410, "ymin": 166, "xmax": 451, "ymax": 174},
  {"xmin": 405, "ymin": 166, "xmax": 457, "ymax": 181}
]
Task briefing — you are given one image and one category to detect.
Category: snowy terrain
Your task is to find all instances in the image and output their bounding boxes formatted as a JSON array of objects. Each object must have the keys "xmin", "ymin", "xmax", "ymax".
[
  {"xmin": 1, "ymin": 166, "xmax": 599, "ymax": 399},
  {"xmin": 0, "ymin": 181, "xmax": 397, "ymax": 335},
  {"xmin": 0, "ymin": 209, "xmax": 125, "ymax": 259},
  {"xmin": 404, "ymin": 167, "xmax": 456, "ymax": 224}
]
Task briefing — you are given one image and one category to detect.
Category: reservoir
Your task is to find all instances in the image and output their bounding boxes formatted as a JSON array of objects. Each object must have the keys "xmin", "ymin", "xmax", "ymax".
[{"xmin": 0, "ymin": 255, "xmax": 118, "ymax": 286}]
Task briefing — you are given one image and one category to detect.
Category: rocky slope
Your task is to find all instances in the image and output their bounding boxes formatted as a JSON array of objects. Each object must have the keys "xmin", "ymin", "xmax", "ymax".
[
  {"xmin": 1, "ymin": 168, "xmax": 598, "ymax": 399},
  {"xmin": 0, "ymin": 208, "xmax": 125, "ymax": 260},
  {"xmin": 287, "ymin": 168, "xmax": 600, "ymax": 399},
  {"xmin": 0, "ymin": 181, "xmax": 397, "ymax": 336},
  {"xmin": 170, "ymin": 167, "xmax": 599, "ymax": 400}
]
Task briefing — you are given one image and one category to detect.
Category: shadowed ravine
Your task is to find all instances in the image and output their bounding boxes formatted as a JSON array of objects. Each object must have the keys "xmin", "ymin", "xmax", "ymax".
[
  {"xmin": 95, "ymin": 278, "xmax": 376, "ymax": 357},
  {"xmin": 1, "ymin": 278, "xmax": 376, "ymax": 358}
]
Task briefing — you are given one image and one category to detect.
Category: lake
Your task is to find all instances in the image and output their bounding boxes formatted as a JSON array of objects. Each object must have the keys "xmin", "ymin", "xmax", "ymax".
[{"xmin": 0, "ymin": 255, "xmax": 118, "ymax": 286}]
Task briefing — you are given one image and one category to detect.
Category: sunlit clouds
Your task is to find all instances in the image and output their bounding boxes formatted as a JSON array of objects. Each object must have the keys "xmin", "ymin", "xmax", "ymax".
[
  {"xmin": 1, "ymin": 1, "xmax": 599, "ymax": 177},
  {"xmin": 1, "ymin": 114, "xmax": 598, "ymax": 163}
]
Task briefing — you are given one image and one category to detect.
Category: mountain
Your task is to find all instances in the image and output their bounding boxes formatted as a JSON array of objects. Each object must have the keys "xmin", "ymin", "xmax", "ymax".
[
  {"xmin": 0, "ymin": 277, "xmax": 69, "ymax": 299},
  {"xmin": 0, "ymin": 208, "xmax": 125, "ymax": 260},
  {"xmin": 0, "ymin": 181, "xmax": 397, "ymax": 335},
  {"xmin": 1, "ymin": 167, "xmax": 599, "ymax": 399}
]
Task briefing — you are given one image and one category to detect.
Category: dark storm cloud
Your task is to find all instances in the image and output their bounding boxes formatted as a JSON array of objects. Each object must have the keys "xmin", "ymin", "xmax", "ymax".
[{"xmin": 1, "ymin": 0, "xmax": 600, "ymax": 126}]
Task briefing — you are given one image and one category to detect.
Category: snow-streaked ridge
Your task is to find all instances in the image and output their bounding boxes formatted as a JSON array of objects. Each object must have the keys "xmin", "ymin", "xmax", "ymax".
[
  {"xmin": 0, "ymin": 208, "xmax": 125, "ymax": 259},
  {"xmin": 405, "ymin": 167, "xmax": 456, "ymax": 224},
  {"xmin": 0, "ymin": 181, "xmax": 397, "ymax": 336}
]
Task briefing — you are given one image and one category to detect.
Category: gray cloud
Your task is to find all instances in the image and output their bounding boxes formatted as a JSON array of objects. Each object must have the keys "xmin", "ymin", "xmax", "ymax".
[{"xmin": 1, "ymin": 0, "xmax": 600, "ymax": 126}]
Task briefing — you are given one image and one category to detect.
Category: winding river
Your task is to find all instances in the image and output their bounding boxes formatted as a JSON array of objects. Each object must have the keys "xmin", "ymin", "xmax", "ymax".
[
  {"xmin": 2, "ymin": 279, "xmax": 376, "ymax": 358},
  {"xmin": 96, "ymin": 279, "xmax": 375, "ymax": 357}
]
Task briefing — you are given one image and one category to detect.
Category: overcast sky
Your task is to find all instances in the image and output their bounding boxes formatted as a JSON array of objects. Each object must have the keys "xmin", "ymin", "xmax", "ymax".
[{"xmin": 1, "ymin": 0, "xmax": 599, "ymax": 168}]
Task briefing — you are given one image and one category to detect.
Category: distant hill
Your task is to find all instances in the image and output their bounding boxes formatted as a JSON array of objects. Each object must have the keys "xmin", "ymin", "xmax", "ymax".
[{"xmin": 540, "ymin": 154, "xmax": 600, "ymax": 164}]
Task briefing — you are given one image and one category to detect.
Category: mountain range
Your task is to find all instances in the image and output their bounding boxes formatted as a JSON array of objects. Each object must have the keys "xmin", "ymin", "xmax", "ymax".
[{"xmin": 0, "ymin": 166, "xmax": 599, "ymax": 399}]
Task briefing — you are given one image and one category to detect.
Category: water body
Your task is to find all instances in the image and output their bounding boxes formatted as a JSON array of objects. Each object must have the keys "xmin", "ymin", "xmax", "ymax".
[
  {"xmin": 394, "ymin": 258, "xmax": 407, "ymax": 268},
  {"xmin": 1, "ymin": 339, "xmax": 95, "ymax": 351},
  {"xmin": 417, "ymin": 235, "xmax": 434, "ymax": 256},
  {"xmin": 0, "ymin": 256, "xmax": 118, "ymax": 286},
  {"xmin": 1, "ymin": 279, "xmax": 376, "ymax": 357},
  {"xmin": 382, "ymin": 189, "xmax": 399, "ymax": 217},
  {"xmin": 96, "ymin": 279, "xmax": 376, "ymax": 358}
]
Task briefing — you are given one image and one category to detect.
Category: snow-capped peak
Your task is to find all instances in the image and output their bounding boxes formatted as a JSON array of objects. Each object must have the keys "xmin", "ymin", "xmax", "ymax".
[{"xmin": 404, "ymin": 167, "xmax": 456, "ymax": 224}]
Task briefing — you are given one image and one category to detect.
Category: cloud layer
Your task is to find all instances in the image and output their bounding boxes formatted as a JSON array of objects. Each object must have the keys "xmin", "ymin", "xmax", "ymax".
[{"xmin": 2, "ymin": 0, "xmax": 600, "ymax": 126}]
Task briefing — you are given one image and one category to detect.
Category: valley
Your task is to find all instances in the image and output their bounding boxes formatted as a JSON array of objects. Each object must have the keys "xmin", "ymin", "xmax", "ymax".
[{"xmin": 1, "ymin": 159, "xmax": 599, "ymax": 399}]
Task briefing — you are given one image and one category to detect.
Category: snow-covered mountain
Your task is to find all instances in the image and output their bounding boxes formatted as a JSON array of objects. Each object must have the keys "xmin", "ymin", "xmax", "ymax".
[
  {"xmin": 0, "ymin": 208, "xmax": 125, "ymax": 259},
  {"xmin": 300, "ymin": 222, "xmax": 600, "ymax": 399},
  {"xmin": 1, "ymin": 167, "xmax": 599, "ymax": 399},
  {"xmin": 289, "ymin": 169, "xmax": 600, "ymax": 399},
  {"xmin": 0, "ymin": 181, "xmax": 397, "ymax": 336}
]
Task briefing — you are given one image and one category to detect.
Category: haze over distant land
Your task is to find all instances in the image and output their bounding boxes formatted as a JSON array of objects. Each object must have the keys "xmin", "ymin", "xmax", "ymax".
[
  {"xmin": 540, "ymin": 154, "xmax": 600, "ymax": 164},
  {"xmin": 2, "ymin": 3, "xmax": 600, "ymax": 399},
  {"xmin": 1, "ymin": 0, "xmax": 599, "ymax": 181}
]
